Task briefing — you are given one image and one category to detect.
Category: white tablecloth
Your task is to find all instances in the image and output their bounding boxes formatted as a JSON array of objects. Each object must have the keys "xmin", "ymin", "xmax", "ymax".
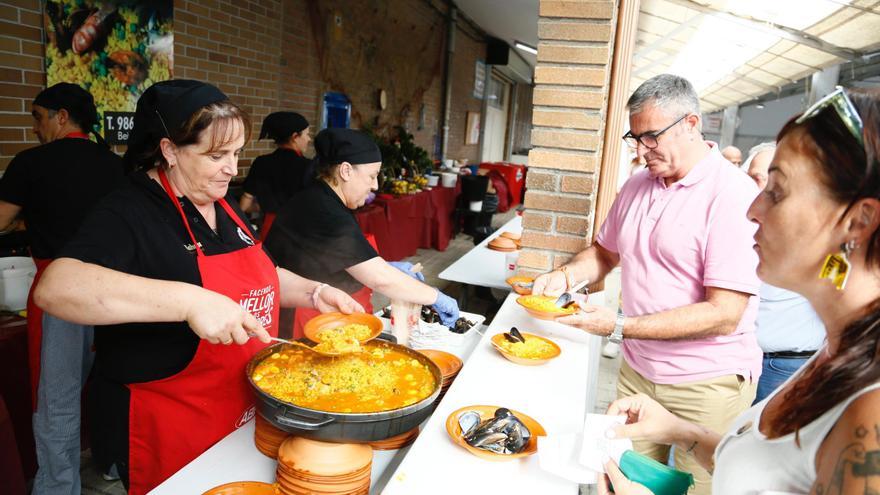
[
  {"xmin": 149, "ymin": 297, "xmax": 601, "ymax": 494},
  {"xmin": 438, "ymin": 215, "xmax": 522, "ymax": 290},
  {"xmin": 382, "ymin": 292, "xmax": 602, "ymax": 494}
]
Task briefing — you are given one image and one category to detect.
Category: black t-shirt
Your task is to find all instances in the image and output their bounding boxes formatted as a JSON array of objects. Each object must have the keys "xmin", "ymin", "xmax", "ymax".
[
  {"xmin": 59, "ymin": 170, "xmax": 270, "ymax": 384},
  {"xmin": 241, "ymin": 148, "xmax": 314, "ymax": 213},
  {"xmin": 265, "ymin": 181, "xmax": 378, "ymax": 294},
  {"xmin": 0, "ymin": 138, "xmax": 124, "ymax": 259}
]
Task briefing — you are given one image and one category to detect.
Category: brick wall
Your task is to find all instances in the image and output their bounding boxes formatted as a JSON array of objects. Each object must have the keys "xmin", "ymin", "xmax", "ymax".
[
  {"xmin": 519, "ymin": 0, "xmax": 616, "ymax": 275},
  {"xmin": 445, "ymin": 22, "xmax": 485, "ymax": 164},
  {"xmin": 0, "ymin": 0, "xmax": 44, "ymax": 170},
  {"xmin": 0, "ymin": 0, "xmax": 484, "ymax": 174}
]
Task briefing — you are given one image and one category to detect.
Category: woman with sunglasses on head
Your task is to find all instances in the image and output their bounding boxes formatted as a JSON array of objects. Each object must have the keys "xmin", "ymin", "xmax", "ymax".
[
  {"xmin": 32, "ymin": 80, "xmax": 362, "ymax": 494},
  {"xmin": 599, "ymin": 87, "xmax": 880, "ymax": 494}
]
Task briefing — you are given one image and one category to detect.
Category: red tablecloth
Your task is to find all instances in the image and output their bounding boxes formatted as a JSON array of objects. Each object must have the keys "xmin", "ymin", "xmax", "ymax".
[
  {"xmin": 0, "ymin": 315, "xmax": 35, "ymax": 483},
  {"xmin": 479, "ymin": 162, "xmax": 527, "ymax": 210},
  {"xmin": 354, "ymin": 184, "xmax": 460, "ymax": 261}
]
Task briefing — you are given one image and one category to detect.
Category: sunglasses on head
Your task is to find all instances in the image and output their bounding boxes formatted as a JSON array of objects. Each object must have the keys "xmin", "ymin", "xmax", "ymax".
[{"xmin": 795, "ymin": 86, "xmax": 864, "ymax": 147}]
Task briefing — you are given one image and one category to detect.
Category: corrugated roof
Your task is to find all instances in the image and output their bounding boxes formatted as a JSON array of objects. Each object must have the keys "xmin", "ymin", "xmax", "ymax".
[{"xmin": 632, "ymin": 0, "xmax": 880, "ymax": 111}]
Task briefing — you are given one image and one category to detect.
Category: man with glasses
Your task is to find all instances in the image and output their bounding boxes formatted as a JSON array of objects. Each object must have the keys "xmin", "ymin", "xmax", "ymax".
[{"xmin": 532, "ymin": 74, "xmax": 761, "ymax": 495}]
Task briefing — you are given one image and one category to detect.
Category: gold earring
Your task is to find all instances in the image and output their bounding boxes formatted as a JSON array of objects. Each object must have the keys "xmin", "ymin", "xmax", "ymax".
[{"xmin": 819, "ymin": 240, "xmax": 857, "ymax": 290}]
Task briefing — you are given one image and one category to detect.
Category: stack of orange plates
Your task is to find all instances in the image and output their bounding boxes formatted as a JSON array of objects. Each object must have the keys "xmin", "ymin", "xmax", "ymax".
[
  {"xmin": 487, "ymin": 236, "xmax": 517, "ymax": 252},
  {"xmin": 418, "ymin": 349, "xmax": 463, "ymax": 402},
  {"xmin": 276, "ymin": 437, "xmax": 372, "ymax": 494},
  {"xmin": 254, "ymin": 413, "xmax": 290, "ymax": 459},
  {"xmin": 202, "ymin": 481, "xmax": 278, "ymax": 495},
  {"xmin": 368, "ymin": 427, "xmax": 420, "ymax": 451}
]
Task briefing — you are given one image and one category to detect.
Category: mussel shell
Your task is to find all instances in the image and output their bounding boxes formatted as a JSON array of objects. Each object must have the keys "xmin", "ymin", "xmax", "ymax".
[
  {"xmin": 466, "ymin": 431, "xmax": 508, "ymax": 453},
  {"xmin": 457, "ymin": 410, "xmax": 482, "ymax": 437},
  {"xmin": 495, "ymin": 407, "xmax": 514, "ymax": 419},
  {"xmin": 504, "ymin": 327, "xmax": 525, "ymax": 343}
]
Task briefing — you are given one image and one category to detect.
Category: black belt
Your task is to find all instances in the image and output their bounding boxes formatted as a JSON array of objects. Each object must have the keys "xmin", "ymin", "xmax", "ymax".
[{"xmin": 763, "ymin": 350, "xmax": 816, "ymax": 359}]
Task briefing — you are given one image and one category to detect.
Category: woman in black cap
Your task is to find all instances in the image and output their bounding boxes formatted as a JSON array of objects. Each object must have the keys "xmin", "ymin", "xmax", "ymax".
[
  {"xmin": 33, "ymin": 80, "xmax": 362, "ymax": 494},
  {"xmin": 266, "ymin": 127, "xmax": 460, "ymax": 338},
  {"xmin": 240, "ymin": 111, "xmax": 313, "ymax": 239}
]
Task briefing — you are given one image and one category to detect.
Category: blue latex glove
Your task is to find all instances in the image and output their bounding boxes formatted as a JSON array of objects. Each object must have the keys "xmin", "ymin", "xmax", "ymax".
[
  {"xmin": 388, "ymin": 261, "xmax": 425, "ymax": 282},
  {"xmin": 432, "ymin": 291, "xmax": 460, "ymax": 327}
]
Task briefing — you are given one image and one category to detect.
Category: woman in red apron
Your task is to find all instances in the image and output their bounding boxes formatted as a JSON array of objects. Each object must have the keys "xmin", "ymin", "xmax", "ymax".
[
  {"xmin": 264, "ymin": 128, "xmax": 461, "ymax": 340},
  {"xmin": 239, "ymin": 112, "xmax": 314, "ymax": 240},
  {"xmin": 33, "ymin": 80, "xmax": 361, "ymax": 494}
]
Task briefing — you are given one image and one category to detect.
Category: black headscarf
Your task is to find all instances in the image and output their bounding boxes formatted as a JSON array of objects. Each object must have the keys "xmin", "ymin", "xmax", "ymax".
[
  {"xmin": 259, "ymin": 112, "xmax": 308, "ymax": 143},
  {"xmin": 33, "ymin": 83, "xmax": 100, "ymax": 136},
  {"xmin": 123, "ymin": 80, "xmax": 228, "ymax": 170},
  {"xmin": 313, "ymin": 128, "xmax": 382, "ymax": 168}
]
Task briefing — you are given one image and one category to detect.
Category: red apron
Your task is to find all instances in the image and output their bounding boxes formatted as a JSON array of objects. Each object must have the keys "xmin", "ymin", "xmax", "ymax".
[
  {"xmin": 126, "ymin": 169, "xmax": 280, "ymax": 495},
  {"xmin": 259, "ymin": 213, "xmax": 276, "ymax": 241},
  {"xmin": 291, "ymin": 234, "xmax": 378, "ymax": 340},
  {"xmin": 26, "ymin": 257, "xmax": 51, "ymax": 410},
  {"xmin": 26, "ymin": 131, "xmax": 91, "ymax": 410}
]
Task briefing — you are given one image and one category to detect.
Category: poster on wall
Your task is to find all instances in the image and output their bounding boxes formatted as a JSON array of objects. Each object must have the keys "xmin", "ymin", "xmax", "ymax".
[
  {"xmin": 473, "ymin": 59, "xmax": 486, "ymax": 99},
  {"xmin": 43, "ymin": 1, "xmax": 174, "ymax": 144},
  {"xmin": 465, "ymin": 111, "xmax": 480, "ymax": 145}
]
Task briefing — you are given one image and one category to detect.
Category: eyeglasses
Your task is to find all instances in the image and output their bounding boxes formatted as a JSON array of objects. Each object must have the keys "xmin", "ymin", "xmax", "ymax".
[
  {"xmin": 622, "ymin": 114, "xmax": 688, "ymax": 150},
  {"xmin": 795, "ymin": 86, "xmax": 864, "ymax": 147}
]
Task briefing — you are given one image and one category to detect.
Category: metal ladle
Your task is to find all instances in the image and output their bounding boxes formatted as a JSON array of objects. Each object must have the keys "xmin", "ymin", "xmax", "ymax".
[{"xmin": 251, "ymin": 334, "xmax": 354, "ymax": 357}]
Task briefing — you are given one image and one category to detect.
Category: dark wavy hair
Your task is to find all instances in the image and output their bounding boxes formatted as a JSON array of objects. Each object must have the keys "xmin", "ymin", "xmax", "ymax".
[
  {"xmin": 126, "ymin": 100, "xmax": 252, "ymax": 171},
  {"xmin": 769, "ymin": 88, "xmax": 880, "ymax": 441}
]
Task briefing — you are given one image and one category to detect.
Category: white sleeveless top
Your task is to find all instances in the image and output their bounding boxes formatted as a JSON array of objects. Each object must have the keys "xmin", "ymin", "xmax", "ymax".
[{"xmin": 713, "ymin": 349, "xmax": 880, "ymax": 494}]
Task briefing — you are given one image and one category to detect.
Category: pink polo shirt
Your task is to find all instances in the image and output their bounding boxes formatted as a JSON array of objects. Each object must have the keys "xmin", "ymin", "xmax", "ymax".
[{"xmin": 597, "ymin": 144, "xmax": 762, "ymax": 384}]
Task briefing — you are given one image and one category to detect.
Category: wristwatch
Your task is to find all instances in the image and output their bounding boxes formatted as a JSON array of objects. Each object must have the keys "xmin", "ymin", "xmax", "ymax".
[{"xmin": 609, "ymin": 309, "xmax": 625, "ymax": 344}]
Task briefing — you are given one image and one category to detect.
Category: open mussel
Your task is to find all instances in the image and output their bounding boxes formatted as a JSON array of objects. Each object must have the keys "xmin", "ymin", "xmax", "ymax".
[
  {"xmin": 457, "ymin": 410, "xmax": 481, "ymax": 436},
  {"xmin": 421, "ymin": 305, "xmax": 441, "ymax": 324},
  {"xmin": 503, "ymin": 327, "xmax": 525, "ymax": 343},
  {"xmin": 460, "ymin": 407, "xmax": 532, "ymax": 455},
  {"xmin": 450, "ymin": 317, "xmax": 475, "ymax": 334}
]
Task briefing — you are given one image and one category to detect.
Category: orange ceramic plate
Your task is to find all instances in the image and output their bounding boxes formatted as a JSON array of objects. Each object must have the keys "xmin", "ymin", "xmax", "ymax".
[
  {"xmin": 490, "ymin": 332, "xmax": 561, "ymax": 366},
  {"xmin": 446, "ymin": 405, "xmax": 546, "ymax": 461},
  {"xmin": 302, "ymin": 312, "xmax": 383, "ymax": 344},
  {"xmin": 505, "ymin": 276, "xmax": 534, "ymax": 295},
  {"xmin": 516, "ymin": 295, "xmax": 578, "ymax": 320},
  {"xmin": 417, "ymin": 349, "xmax": 463, "ymax": 378},
  {"xmin": 201, "ymin": 481, "xmax": 278, "ymax": 495}
]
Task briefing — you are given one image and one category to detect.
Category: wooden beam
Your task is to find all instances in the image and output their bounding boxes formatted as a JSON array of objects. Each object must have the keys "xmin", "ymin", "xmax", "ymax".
[{"xmin": 593, "ymin": 0, "xmax": 641, "ymax": 293}]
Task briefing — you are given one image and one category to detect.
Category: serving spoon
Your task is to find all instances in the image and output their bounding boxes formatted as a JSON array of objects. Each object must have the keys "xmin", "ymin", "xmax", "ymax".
[
  {"xmin": 554, "ymin": 279, "xmax": 590, "ymax": 309},
  {"xmin": 251, "ymin": 334, "xmax": 353, "ymax": 357}
]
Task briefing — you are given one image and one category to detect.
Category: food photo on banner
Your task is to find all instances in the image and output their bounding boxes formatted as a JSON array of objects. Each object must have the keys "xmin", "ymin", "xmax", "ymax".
[{"xmin": 43, "ymin": 0, "xmax": 174, "ymax": 144}]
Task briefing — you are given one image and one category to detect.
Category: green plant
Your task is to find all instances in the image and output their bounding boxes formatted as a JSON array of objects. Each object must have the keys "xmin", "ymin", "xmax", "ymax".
[{"xmin": 363, "ymin": 125, "xmax": 433, "ymax": 192}]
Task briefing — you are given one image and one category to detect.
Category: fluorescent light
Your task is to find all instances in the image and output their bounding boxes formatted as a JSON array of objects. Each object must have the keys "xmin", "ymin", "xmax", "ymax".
[{"xmin": 515, "ymin": 41, "xmax": 537, "ymax": 55}]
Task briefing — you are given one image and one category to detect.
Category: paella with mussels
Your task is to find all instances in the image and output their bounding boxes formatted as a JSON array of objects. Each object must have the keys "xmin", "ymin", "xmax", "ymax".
[{"xmin": 251, "ymin": 341, "xmax": 437, "ymax": 413}]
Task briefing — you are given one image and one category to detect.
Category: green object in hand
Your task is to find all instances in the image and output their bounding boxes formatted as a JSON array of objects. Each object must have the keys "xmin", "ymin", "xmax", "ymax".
[{"xmin": 618, "ymin": 450, "xmax": 694, "ymax": 495}]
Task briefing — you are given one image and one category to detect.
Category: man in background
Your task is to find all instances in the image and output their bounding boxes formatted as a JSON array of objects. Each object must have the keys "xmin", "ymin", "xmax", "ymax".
[
  {"xmin": 721, "ymin": 145, "xmax": 743, "ymax": 167},
  {"xmin": 0, "ymin": 82, "xmax": 124, "ymax": 494}
]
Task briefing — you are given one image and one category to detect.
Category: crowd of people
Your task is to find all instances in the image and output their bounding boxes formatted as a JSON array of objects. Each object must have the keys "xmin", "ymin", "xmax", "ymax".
[
  {"xmin": 4, "ymin": 70, "xmax": 880, "ymax": 494},
  {"xmin": 532, "ymin": 75, "xmax": 880, "ymax": 494},
  {"xmin": 5, "ymin": 79, "xmax": 458, "ymax": 494}
]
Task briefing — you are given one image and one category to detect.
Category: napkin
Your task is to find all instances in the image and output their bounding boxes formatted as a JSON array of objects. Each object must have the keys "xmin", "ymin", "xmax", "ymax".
[
  {"xmin": 537, "ymin": 434, "xmax": 600, "ymax": 484},
  {"xmin": 578, "ymin": 414, "xmax": 631, "ymax": 472}
]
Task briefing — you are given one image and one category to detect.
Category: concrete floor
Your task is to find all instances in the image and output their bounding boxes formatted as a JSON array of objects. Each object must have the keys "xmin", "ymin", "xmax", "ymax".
[{"xmin": 79, "ymin": 208, "xmax": 622, "ymax": 494}]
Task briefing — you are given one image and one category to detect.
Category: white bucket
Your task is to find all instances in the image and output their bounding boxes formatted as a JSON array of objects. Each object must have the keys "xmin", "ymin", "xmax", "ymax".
[
  {"xmin": 426, "ymin": 174, "xmax": 439, "ymax": 187},
  {"xmin": 440, "ymin": 172, "xmax": 458, "ymax": 187},
  {"xmin": 0, "ymin": 257, "xmax": 36, "ymax": 311},
  {"xmin": 468, "ymin": 200, "xmax": 483, "ymax": 212}
]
